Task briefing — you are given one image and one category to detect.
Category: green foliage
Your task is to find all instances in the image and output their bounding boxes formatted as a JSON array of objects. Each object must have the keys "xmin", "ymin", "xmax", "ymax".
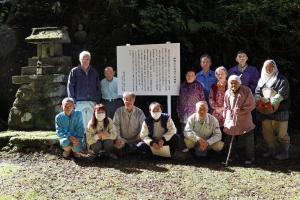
[
  {"xmin": 187, "ymin": 20, "xmax": 220, "ymax": 33},
  {"xmin": 3, "ymin": 0, "xmax": 300, "ymax": 128},
  {"xmin": 139, "ymin": 2, "xmax": 186, "ymax": 36}
]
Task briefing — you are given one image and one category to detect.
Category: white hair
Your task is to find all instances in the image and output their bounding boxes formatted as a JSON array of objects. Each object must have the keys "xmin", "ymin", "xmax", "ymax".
[
  {"xmin": 228, "ymin": 75, "xmax": 242, "ymax": 88},
  {"xmin": 215, "ymin": 66, "xmax": 228, "ymax": 77},
  {"xmin": 79, "ymin": 51, "xmax": 91, "ymax": 62},
  {"xmin": 122, "ymin": 91, "xmax": 136, "ymax": 100},
  {"xmin": 195, "ymin": 101, "xmax": 208, "ymax": 112},
  {"xmin": 62, "ymin": 97, "xmax": 75, "ymax": 105}
]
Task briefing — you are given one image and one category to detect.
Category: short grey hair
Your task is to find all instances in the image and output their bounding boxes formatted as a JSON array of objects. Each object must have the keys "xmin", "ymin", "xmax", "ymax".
[
  {"xmin": 215, "ymin": 66, "xmax": 228, "ymax": 77},
  {"xmin": 122, "ymin": 91, "xmax": 136, "ymax": 100},
  {"xmin": 79, "ymin": 51, "xmax": 91, "ymax": 62},
  {"xmin": 149, "ymin": 102, "xmax": 162, "ymax": 111},
  {"xmin": 195, "ymin": 101, "xmax": 208, "ymax": 112},
  {"xmin": 62, "ymin": 97, "xmax": 75, "ymax": 105},
  {"xmin": 104, "ymin": 66, "xmax": 114, "ymax": 72}
]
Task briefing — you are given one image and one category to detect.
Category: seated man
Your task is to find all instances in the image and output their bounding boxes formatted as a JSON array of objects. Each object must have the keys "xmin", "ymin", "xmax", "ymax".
[
  {"xmin": 184, "ymin": 101, "xmax": 224, "ymax": 157},
  {"xmin": 55, "ymin": 97, "xmax": 85, "ymax": 158},
  {"xmin": 113, "ymin": 91, "xmax": 146, "ymax": 154},
  {"xmin": 139, "ymin": 102, "xmax": 180, "ymax": 157}
]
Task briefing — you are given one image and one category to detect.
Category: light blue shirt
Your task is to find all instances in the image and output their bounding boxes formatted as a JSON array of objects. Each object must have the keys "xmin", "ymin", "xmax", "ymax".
[
  {"xmin": 196, "ymin": 70, "xmax": 217, "ymax": 101},
  {"xmin": 100, "ymin": 77, "xmax": 121, "ymax": 100},
  {"xmin": 55, "ymin": 110, "xmax": 85, "ymax": 140}
]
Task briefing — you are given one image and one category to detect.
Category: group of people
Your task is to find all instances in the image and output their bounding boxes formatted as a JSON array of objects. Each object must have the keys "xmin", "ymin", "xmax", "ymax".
[
  {"xmin": 177, "ymin": 51, "xmax": 290, "ymax": 164},
  {"xmin": 55, "ymin": 50, "xmax": 290, "ymax": 165}
]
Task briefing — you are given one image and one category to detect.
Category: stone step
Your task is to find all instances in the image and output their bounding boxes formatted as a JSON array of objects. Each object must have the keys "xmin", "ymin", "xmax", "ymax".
[
  {"xmin": 21, "ymin": 65, "xmax": 71, "ymax": 75},
  {"xmin": 28, "ymin": 56, "xmax": 72, "ymax": 67},
  {"xmin": 0, "ymin": 131, "xmax": 59, "ymax": 151}
]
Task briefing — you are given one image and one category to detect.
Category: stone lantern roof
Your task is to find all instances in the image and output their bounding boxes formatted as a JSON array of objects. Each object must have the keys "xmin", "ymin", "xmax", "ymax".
[
  {"xmin": 25, "ymin": 27, "xmax": 71, "ymax": 59},
  {"xmin": 25, "ymin": 27, "xmax": 71, "ymax": 44}
]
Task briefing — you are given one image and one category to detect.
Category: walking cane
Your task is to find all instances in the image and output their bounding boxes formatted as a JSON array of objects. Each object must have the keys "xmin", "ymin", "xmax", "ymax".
[
  {"xmin": 224, "ymin": 135, "xmax": 234, "ymax": 167},
  {"xmin": 223, "ymin": 96, "xmax": 239, "ymax": 167}
]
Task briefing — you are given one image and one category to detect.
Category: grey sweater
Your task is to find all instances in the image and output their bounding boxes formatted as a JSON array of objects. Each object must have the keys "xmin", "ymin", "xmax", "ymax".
[{"xmin": 113, "ymin": 106, "xmax": 145, "ymax": 144}]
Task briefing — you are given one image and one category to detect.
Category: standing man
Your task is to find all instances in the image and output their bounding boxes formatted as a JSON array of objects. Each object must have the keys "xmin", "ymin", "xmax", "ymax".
[
  {"xmin": 228, "ymin": 50, "xmax": 259, "ymax": 94},
  {"xmin": 113, "ymin": 91, "xmax": 146, "ymax": 154},
  {"xmin": 67, "ymin": 51, "xmax": 101, "ymax": 129},
  {"xmin": 55, "ymin": 97, "xmax": 85, "ymax": 158},
  {"xmin": 228, "ymin": 51, "xmax": 260, "ymax": 147},
  {"xmin": 196, "ymin": 54, "xmax": 217, "ymax": 108},
  {"xmin": 101, "ymin": 66, "xmax": 123, "ymax": 118}
]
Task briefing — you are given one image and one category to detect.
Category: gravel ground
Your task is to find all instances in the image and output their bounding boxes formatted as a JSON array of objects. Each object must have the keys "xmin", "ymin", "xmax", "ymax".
[{"xmin": 0, "ymin": 149, "xmax": 300, "ymax": 200}]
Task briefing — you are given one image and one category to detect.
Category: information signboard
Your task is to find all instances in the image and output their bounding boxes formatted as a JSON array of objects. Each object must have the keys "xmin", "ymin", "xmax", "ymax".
[{"xmin": 117, "ymin": 43, "xmax": 180, "ymax": 96}]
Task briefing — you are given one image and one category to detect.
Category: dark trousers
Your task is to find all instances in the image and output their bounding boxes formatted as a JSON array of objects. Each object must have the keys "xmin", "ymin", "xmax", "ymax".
[
  {"xmin": 102, "ymin": 99, "xmax": 123, "ymax": 119},
  {"xmin": 90, "ymin": 140, "xmax": 114, "ymax": 154},
  {"xmin": 225, "ymin": 130, "xmax": 255, "ymax": 160},
  {"xmin": 137, "ymin": 134, "xmax": 180, "ymax": 157},
  {"xmin": 113, "ymin": 142, "xmax": 138, "ymax": 157}
]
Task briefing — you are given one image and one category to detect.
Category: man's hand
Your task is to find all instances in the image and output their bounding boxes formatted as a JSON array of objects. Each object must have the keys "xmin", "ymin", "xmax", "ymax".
[
  {"xmin": 152, "ymin": 143, "xmax": 160, "ymax": 150},
  {"xmin": 198, "ymin": 138, "xmax": 208, "ymax": 151},
  {"xmin": 114, "ymin": 139, "xmax": 124, "ymax": 149},
  {"xmin": 69, "ymin": 136, "xmax": 80, "ymax": 146},
  {"xmin": 158, "ymin": 139, "xmax": 164, "ymax": 148},
  {"xmin": 233, "ymin": 107, "xmax": 240, "ymax": 115}
]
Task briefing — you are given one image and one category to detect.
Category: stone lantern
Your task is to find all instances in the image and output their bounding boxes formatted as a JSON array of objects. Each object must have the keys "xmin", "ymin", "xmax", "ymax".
[{"xmin": 8, "ymin": 27, "xmax": 72, "ymax": 130}]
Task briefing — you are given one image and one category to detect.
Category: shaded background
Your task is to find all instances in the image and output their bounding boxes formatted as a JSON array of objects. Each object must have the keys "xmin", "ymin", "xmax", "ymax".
[{"xmin": 0, "ymin": 0, "xmax": 299, "ymax": 131}]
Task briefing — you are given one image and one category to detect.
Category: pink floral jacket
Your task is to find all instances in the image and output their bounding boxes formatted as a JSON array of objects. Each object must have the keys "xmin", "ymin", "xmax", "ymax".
[{"xmin": 223, "ymin": 85, "xmax": 255, "ymax": 136}]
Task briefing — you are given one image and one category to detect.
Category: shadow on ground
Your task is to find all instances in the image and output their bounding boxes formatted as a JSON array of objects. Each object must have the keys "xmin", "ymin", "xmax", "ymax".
[{"xmin": 71, "ymin": 149, "xmax": 300, "ymax": 174}]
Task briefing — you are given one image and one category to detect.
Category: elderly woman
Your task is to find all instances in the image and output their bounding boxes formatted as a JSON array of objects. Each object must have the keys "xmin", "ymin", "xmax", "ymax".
[
  {"xmin": 223, "ymin": 75, "xmax": 256, "ymax": 165},
  {"xmin": 209, "ymin": 66, "xmax": 228, "ymax": 127},
  {"xmin": 177, "ymin": 68, "xmax": 205, "ymax": 132},
  {"xmin": 255, "ymin": 60, "xmax": 290, "ymax": 160}
]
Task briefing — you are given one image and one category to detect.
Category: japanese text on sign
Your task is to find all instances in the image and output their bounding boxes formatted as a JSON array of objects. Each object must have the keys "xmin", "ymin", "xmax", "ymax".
[{"xmin": 117, "ymin": 43, "xmax": 180, "ymax": 95}]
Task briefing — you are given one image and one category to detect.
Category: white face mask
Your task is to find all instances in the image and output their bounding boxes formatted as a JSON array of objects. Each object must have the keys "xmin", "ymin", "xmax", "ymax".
[
  {"xmin": 151, "ymin": 111, "xmax": 162, "ymax": 120},
  {"xmin": 96, "ymin": 113, "xmax": 106, "ymax": 121}
]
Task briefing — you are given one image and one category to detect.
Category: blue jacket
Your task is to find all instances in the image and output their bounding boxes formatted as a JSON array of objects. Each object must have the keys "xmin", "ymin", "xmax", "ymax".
[
  {"xmin": 67, "ymin": 65, "xmax": 101, "ymax": 102},
  {"xmin": 55, "ymin": 110, "xmax": 85, "ymax": 142},
  {"xmin": 196, "ymin": 70, "xmax": 217, "ymax": 101}
]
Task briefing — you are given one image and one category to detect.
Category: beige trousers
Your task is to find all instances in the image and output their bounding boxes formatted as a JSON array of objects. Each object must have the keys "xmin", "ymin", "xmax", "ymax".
[
  {"xmin": 261, "ymin": 119, "xmax": 290, "ymax": 147},
  {"xmin": 184, "ymin": 138, "xmax": 224, "ymax": 152}
]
